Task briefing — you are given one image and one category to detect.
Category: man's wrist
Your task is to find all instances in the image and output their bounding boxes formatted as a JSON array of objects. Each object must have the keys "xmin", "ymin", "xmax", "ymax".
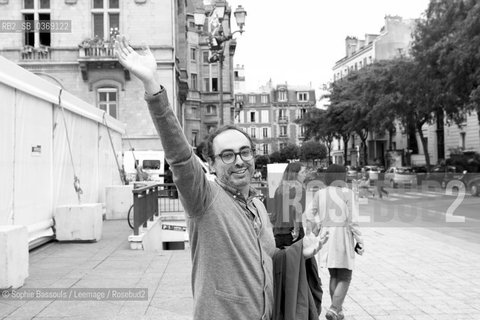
[
  {"xmin": 143, "ymin": 79, "xmax": 162, "ymax": 95},
  {"xmin": 151, "ymin": 86, "xmax": 165, "ymax": 96}
]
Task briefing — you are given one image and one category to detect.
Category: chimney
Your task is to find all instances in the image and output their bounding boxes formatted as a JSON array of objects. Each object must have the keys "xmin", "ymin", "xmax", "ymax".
[{"xmin": 345, "ymin": 36, "xmax": 358, "ymax": 57}]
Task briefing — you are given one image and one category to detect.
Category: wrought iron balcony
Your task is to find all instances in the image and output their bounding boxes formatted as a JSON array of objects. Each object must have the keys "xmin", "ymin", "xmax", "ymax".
[
  {"xmin": 78, "ymin": 38, "xmax": 115, "ymax": 58},
  {"xmin": 77, "ymin": 37, "xmax": 129, "ymax": 81},
  {"xmin": 21, "ymin": 45, "xmax": 50, "ymax": 60},
  {"xmin": 278, "ymin": 116, "xmax": 289, "ymax": 123}
]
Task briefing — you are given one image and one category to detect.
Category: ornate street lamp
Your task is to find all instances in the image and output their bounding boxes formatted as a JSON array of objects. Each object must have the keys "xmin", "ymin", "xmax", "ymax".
[{"xmin": 195, "ymin": 4, "xmax": 246, "ymax": 126}]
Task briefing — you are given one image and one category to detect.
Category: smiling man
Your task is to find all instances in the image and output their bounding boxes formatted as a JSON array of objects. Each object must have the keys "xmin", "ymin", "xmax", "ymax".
[{"xmin": 115, "ymin": 36, "xmax": 326, "ymax": 320}]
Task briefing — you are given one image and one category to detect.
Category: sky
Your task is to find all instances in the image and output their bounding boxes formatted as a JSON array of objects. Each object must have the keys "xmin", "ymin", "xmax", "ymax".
[{"xmin": 226, "ymin": 0, "xmax": 431, "ymax": 94}]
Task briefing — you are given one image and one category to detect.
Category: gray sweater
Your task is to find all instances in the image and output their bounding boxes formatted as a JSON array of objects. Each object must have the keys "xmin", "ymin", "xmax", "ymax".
[{"xmin": 146, "ymin": 91, "xmax": 275, "ymax": 320}]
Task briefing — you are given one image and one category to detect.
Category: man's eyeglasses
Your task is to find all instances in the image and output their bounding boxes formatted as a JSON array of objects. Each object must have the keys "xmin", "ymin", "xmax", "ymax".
[{"xmin": 215, "ymin": 147, "xmax": 254, "ymax": 164}]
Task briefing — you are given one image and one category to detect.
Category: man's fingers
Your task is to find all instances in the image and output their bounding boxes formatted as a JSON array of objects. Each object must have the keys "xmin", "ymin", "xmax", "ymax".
[
  {"xmin": 114, "ymin": 36, "xmax": 130, "ymax": 58},
  {"xmin": 121, "ymin": 36, "xmax": 134, "ymax": 54}
]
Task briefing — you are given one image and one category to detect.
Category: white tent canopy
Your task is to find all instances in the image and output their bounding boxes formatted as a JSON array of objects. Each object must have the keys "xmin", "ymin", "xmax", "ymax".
[{"xmin": 0, "ymin": 56, "xmax": 125, "ymax": 248}]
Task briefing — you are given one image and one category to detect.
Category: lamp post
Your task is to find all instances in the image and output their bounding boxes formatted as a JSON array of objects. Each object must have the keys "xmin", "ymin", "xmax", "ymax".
[{"xmin": 195, "ymin": 4, "xmax": 246, "ymax": 126}]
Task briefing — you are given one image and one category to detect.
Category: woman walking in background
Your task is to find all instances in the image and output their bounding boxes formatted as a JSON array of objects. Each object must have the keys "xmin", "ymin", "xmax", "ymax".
[
  {"xmin": 270, "ymin": 162, "xmax": 307, "ymax": 248},
  {"xmin": 304, "ymin": 164, "xmax": 364, "ymax": 320}
]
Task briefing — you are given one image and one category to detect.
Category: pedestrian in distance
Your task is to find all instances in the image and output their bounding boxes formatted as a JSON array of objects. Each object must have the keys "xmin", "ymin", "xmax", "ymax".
[
  {"xmin": 358, "ymin": 168, "xmax": 374, "ymax": 198},
  {"xmin": 253, "ymin": 169, "xmax": 263, "ymax": 181},
  {"xmin": 114, "ymin": 35, "xmax": 328, "ymax": 320},
  {"xmin": 376, "ymin": 170, "xmax": 389, "ymax": 199},
  {"xmin": 135, "ymin": 165, "xmax": 148, "ymax": 181},
  {"xmin": 304, "ymin": 164, "xmax": 364, "ymax": 320},
  {"xmin": 270, "ymin": 162, "xmax": 307, "ymax": 248}
]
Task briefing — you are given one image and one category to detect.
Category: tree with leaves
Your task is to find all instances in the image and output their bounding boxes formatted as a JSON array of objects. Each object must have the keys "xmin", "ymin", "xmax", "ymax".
[
  {"xmin": 255, "ymin": 154, "xmax": 270, "ymax": 169},
  {"xmin": 296, "ymin": 108, "xmax": 336, "ymax": 164},
  {"xmin": 389, "ymin": 59, "xmax": 442, "ymax": 169},
  {"xmin": 269, "ymin": 151, "xmax": 282, "ymax": 163},
  {"xmin": 300, "ymin": 140, "xmax": 327, "ymax": 165},
  {"xmin": 412, "ymin": 0, "xmax": 480, "ymax": 125},
  {"xmin": 279, "ymin": 143, "xmax": 300, "ymax": 162}
]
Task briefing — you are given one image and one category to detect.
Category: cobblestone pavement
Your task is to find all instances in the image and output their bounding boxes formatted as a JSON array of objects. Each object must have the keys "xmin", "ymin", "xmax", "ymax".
[{"xmin": 1, "ymin": 219, "xmax": 480, "ymax": 319}]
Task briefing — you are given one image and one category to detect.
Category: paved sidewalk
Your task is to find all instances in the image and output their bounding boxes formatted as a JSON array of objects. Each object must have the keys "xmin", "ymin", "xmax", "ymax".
[{"xmin": 1, "ymin": 219, "xmax": 480, "ymax": 319}]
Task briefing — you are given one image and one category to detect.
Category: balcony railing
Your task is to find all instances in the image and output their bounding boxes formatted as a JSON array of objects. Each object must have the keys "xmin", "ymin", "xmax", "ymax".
[
  {"xmin": 278, "ymin": 116, "xmax": 288, "ymax": 123},
  {"xmin": 78, "ymin": 38, "xmax": 115, "ymax": 58},
  {"xmin": 21, "ymin": 45, "xmax": 50, "ymax": 60}
]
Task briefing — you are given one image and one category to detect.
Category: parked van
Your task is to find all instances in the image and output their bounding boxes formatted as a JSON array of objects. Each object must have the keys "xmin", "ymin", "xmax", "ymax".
[{"xmin": 123, "ymin": 150, "xmax": 165, "ymax": 183}]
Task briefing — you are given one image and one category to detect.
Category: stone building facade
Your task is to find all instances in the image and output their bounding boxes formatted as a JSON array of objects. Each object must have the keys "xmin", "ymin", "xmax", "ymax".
[
  {"xmin": 234, "ymin": 81, "xmax": 316, "ymax": 155},
  {"xmin": 0, "ymin": 0, "xmax": 240, "ymax": 160}
]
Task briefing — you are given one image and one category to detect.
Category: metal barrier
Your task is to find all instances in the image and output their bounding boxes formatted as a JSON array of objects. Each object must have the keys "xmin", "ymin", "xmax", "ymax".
[
  {"xmin": 131, "ymin": 183, "xmax": 183, "ymax": 235},
  {"xmin": 157, "ymin": 183, "xmax": 183, "ymax": 213},
  {"xmin": 132, "ymin": 184, "xmax": 159, "ymax": 236}
]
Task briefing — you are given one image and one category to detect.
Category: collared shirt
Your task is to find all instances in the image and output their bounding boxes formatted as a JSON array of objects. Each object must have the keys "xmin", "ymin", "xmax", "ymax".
[{"xmin": 215, "ymin": 178, "xmax": 263, "ymax": 236}]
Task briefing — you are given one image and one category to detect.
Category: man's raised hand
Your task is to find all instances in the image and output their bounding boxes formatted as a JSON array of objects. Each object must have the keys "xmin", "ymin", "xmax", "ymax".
[
  {"xmin": 302, "ymin": 229, "xmax": 329, "ymax": 259},
  {"xmin": 115, "ymin": 35, "xmax": 157, "ymax": 87}
]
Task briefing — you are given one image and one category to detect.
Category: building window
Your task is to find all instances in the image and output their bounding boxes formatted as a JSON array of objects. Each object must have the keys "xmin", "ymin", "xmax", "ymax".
[
  {"xmin": 279, "ymin": 142, "xmax": 287, "ymax": 150},
  {"xmin": 297, "ymin": 108, "xmax": 307, "ymax": 119},
  {"xmin": 263, "ymin": 144, "xmax": 269, "ymax": 155},
  {"xmin": 92, "ymin": 0, "xmax": 120, "ymax": 40},
  {"xmin": 22, "ymin": 0, "xmax": 51, "ymax": 47},
  {"xmin": 278, "ymin": 90, "xmax": 287, "ymax": 102},
  {"xmin": 279, "ymin": 125, "xmax": 287, "ymax": 137},
  {"xmin": 207, "ymin": 125, "xmax": 216, "ymax": 134},
  {"xmin": 191, "ymin": 73, "xmax": 197, "ymax": 90},
  {"xmin": 300, "ymin": 126, "xmax": 306, "ymax": 137},
  {"xmin": 278, "ymin": 109, "xmax": 287, "ymax": 121},
  {"xmin": 191, "ymin": 131, "xmax": 198, "ymax": 147},
  {"xmin": 190, "ymin": 106, "xmax": 198, "ymax": 118},
  {"xmin": 250, "ymin": 127, "xmax": 256, "ymax": 138},
  {"xmin": 202, "ymin": 51, "xmax": 209, "ymax": 64},
  {"xmin": 212, "ymin": 78, "xmax": 218, "ymax": 92},
  {"xmin": 261, "ymin": 110, "xmax": 269, "ymax": 123},
  {"xmin": 203, "ymin": 78, "xmax": 210, "ymax": 91},
  {"xmin": 297, "ymin": 92, "xmax": 309, "ymax": 102},
  {"xmin": 261, "ymin": 95, "xmax": 268, "ymax": 104},
  {"xmin": 460, "ymin": 132, "xmax": 466, "ymax": 149},
  {"xmin": 236, "ymin": 95, "xmax": 244, "ymax": 102},
  {"xmin": 97, "ymin": 87, "xmax": 118, "ymax": 118},
  {"xmin": 262, "ymin": 127, "xmax": 269, "ymax": 138},
  {"xmin": 238, "ymin": 110, "xmax": 245, "ymax": 123},
  {"xmin": 206, "ymin": 104, "xmax": 216, "ymax": 115},
  {"xmin": 249, "ymin": 95, "xmax": 256, "ymax": 104},
  {"xmin": 190, "ymin": 48, "xmax": 197, "ymax": 61},
  {"xmin": 249, "ymin": 111, "xmax": 256, "ymax": 123}
]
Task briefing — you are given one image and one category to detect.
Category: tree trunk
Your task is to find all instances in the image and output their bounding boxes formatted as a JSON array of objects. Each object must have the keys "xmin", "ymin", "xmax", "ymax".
[
  {"xmin": 357, "ymin": 129, "xmax": 369, "ymax": 166},
  {"xmin": 388, "ymin": 128, "xmax": 394, "ymax": 150},
  {"xmin": 343, "ymin": 134, "xmax": 350, "ymax": 166},
  {"xmin": 362, "ymin": 140, "xmax": 368, "ymax": 165},
  {"xmin": 326, "ymin": 142, "xmax": 332, "ymax": 165},
  {"xmin": 416, "ymin": 123, "xmax": 431, "ymax": 170}
]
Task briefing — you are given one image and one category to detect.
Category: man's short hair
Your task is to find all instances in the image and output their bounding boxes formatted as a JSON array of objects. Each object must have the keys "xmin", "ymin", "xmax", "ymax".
[{"xmin": 203, "ymin": 125, "xmax": 254, "ymax": 163}]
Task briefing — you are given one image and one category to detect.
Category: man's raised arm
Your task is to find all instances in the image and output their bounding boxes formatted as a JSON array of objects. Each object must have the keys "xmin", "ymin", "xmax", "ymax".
[{"xmin": 115, "ymin": 36, "xmax": 211, "ymax": 215}]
